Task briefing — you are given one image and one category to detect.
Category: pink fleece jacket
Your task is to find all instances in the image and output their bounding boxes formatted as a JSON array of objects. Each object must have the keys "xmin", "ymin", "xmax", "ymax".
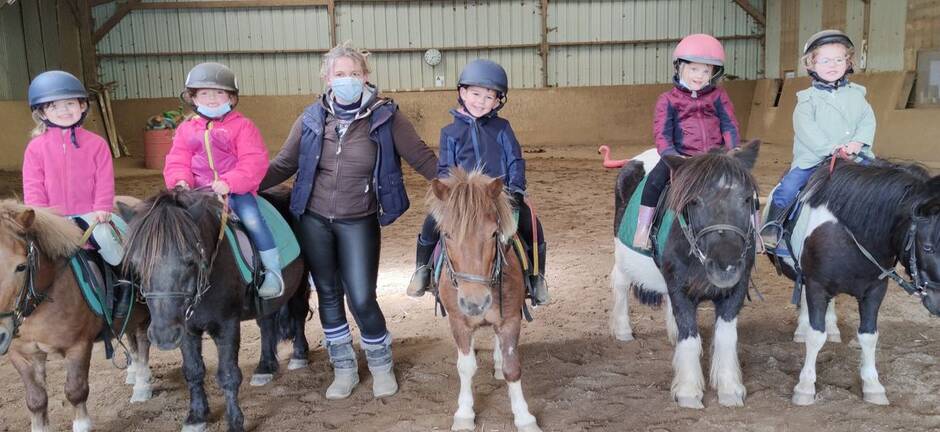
[
  {"xmin": 163, "ymin": 111, "xmax": 269, "ymax": 194},
  {"xmin": 22, "ymin": 127, "xmax": 115, "ymax": 216}
]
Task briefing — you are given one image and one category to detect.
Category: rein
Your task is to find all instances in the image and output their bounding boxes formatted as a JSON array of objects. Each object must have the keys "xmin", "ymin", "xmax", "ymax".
[
  {"xmin": 840, "ymin": 215, "xmax": 935, "ymax": 297},
  {"xmin": 0, "ymin": 240, "xmax": 44, "ymax": 338},
  {"xmin": 439, "ymin": 234, "xmax": 509, "ymax": 318}
]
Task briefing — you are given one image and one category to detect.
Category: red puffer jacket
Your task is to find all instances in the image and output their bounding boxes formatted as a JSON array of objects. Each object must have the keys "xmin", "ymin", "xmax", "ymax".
[{"xmin": 653, "ymin": 81, "xmax": 740, "ymax": 156}]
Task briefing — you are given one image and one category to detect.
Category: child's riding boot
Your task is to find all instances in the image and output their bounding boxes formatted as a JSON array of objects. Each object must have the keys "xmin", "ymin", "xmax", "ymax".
[
  {"xmin": 530, "ymin": 242, "xmax": 549, "ymax": 305},
  {"xmin": 257, "ymin": 249, "xmax": 284, "ymax": 299},
  {"xmin": 406, "ymin": 235, "xmax": 436, "ymax": 297},
  {"xmin": 760, "ymin": 204, "xmax": 787, "ymax": 251}
]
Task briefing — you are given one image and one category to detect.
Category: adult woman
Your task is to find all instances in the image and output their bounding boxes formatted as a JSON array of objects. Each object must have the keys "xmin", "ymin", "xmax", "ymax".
[{"xmin": 261, "ymin": 42, "xmax": 438, "ymax": 399}]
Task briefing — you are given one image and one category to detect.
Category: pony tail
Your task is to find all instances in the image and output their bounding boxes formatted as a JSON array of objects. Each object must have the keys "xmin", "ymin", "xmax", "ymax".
[{"xmin": 30, "ymin": 111, "xmax": 47, "ymax": 138}]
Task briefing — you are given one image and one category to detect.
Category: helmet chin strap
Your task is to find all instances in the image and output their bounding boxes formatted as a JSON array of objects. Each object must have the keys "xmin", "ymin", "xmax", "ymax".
[{"xmin": 41, "ymin": 107, "xmax": 89, "ymax": 148}]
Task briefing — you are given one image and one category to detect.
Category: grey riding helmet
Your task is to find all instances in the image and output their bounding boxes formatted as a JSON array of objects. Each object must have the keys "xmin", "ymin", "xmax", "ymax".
[
  {"xmin": 27, "ymin": 71, "xmax": 88, "ymax": 111},
  {"xmin": 803, "ymin": 29, "xmax": 854, "ymax": 55},
  {"xmin": 185, "ymin": 62, "xmax": 239, "ymax": 93}
]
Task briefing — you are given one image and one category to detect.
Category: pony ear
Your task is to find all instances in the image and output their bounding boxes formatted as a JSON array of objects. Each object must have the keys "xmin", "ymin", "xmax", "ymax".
[
  {"xmin": 733, "ymin": 139, "xmax": 761, "ymax": 171},
  {"xmin": 115, "ymin": 201, "xmax": 137, "ymax": 222},
  {"xmin": 431, "ymin": 178, "xmax": 450, "ymax": 202},
  {"xmin": 16, "ymin": 209, "xmax": 35, "ymax": 230},
  {"xmin": 487, "ymin": 177, "xmax": 504, "ymax": 199},
  {"xmin": 662, "ymin": 155, "xmax": 687, "ymax": 172}
]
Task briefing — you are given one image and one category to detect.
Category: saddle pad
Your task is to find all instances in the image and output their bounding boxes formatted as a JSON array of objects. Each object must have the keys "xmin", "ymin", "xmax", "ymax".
[
  {"xmin": 762, "ymin": 185, "xmax": 812, "ymax": 261},
  {"xmin": 224, "ymin": 196, "xmax": 300, "ymax": 283},
  {"xmin": 616, "ymin": 175, "xmax": 676, "ymax": 257},
  {"xmin": 69, "ymin": 252, "xmax": 109, "ymax": 322}
]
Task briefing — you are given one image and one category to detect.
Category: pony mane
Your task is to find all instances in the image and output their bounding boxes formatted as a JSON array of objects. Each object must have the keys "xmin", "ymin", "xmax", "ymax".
[
  {"xmin": 123, "ymin": 190, "xmax": 222, "ymax": 286},
  {"xmin": 427, "ymin": 168, "xmax": 516, "ymax": 243},
  {"xmin": 0, "ymin": 200, "xmax": 83, "ymax": 260},
  {"xmin": 666, "ymin": 150, "xmax": 759, "ymax": 212},
  {"xmin": 806, "ymin": 159, "xmax": 930, "ymax": 246}
]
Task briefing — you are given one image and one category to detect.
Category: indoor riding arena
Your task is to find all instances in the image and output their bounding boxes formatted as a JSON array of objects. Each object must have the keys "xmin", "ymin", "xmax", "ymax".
[{"xmin": 1, "ymin": 1, "xmax": 940, "ymax": 431}]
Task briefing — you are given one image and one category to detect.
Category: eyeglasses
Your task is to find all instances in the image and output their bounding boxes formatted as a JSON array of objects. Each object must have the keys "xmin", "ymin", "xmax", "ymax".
[{"xmin": 814, "ymin": 57, "xmax": 848, "ymax": 66}]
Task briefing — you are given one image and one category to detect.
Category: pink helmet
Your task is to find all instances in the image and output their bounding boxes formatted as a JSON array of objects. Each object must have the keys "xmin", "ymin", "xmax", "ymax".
[{"xmin": 673, "ymin": 34, "xmax": 726, "ymax": 67}]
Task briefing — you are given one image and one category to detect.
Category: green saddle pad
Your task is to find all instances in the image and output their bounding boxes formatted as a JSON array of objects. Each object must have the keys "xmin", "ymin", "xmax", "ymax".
[
  {"xmin": 616, "ymin": 175, "xmax": 676, "ymax": 257},
  {"xmin": 69, "ymin": 213, "xmax": 130, "ymax": 322},
  {"xmin": 224, "ymin": 196, "xmax": 300, "ymax": 284}
]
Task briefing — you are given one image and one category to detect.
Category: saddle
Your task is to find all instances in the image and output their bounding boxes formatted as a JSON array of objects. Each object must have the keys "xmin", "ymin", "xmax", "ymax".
[
  {"xmin": 68, "ymin": 215, "xmax": 137, "ymax": 361},
  {"xmin": 616, "ymin": 174, "xmax": 677, "ymax": 260}
]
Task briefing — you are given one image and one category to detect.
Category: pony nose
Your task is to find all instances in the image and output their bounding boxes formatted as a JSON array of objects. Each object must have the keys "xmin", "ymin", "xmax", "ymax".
[
  {"xmin": 148, "ymin": 324, "xmax": 184, "ymax": 351},
  {"xmin": 458, "ymin": 294, "xmax": 493, "ymax": 317}
]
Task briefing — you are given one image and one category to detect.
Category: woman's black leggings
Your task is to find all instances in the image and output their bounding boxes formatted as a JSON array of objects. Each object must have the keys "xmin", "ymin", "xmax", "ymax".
[
  {"xmin": 297, "ymin": 212, "xmax": 387, "ymax": 341},
  {"xmin": 640, "ymin": 159, "xmax": 672, "ymax": 207}
]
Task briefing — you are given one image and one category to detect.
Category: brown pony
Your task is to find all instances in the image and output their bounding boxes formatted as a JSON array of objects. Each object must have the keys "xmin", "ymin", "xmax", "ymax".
[
  {"xmin": 0, "ymin": 199, "xmax": 151, "ymax": 432},
  {"xmin": 428, "ymin": 168, "xmax": 542, "ymax": 432}
]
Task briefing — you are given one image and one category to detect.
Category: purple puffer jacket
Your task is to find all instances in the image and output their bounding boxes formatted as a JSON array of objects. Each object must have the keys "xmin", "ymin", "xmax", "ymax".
[{"xmin": 653, "ymin": 81, "xmax": 740, "ymax": 157}]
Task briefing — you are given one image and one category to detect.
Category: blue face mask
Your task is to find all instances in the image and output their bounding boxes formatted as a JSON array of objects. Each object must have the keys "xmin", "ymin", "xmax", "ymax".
[
  {"xmin": 196, "ymin": 102, "xmax": 232, "ymax": 119},
  {"xmin": 331, "ymin": 77, "xmax": 364, "ymax": 103}
]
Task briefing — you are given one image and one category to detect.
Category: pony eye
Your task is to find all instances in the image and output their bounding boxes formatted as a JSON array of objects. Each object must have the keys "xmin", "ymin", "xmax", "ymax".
[
  {"xmin": 925, "ymin": 244, "xmax": 935, "ymax": 254},
  {"xmin": 14, "ymin": 263, "xmax": 26, "ymax": 272},
  {"xmin": 689, "ymin": 198, "xmax": 701, "ymax": 207}
]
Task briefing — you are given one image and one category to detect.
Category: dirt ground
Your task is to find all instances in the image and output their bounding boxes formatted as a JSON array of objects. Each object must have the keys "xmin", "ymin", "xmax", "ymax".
[{"xmin": 1, "ymin": 141, "xmax": 939, "ymax": 432}]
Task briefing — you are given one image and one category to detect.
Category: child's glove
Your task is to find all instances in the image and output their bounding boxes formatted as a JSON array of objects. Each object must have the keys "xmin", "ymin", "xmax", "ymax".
[{"xmin": 211, "ymin": 180, "xmax": 230, "ymax": 195}]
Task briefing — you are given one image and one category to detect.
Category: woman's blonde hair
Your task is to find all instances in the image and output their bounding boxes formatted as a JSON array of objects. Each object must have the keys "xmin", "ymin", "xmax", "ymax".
[
  {"xmin": 320, "ymin": 41, "xmax": 371, "ymax": 80},
  {"xmin": 801, "ymin": 43, "xmax": 855, "ymax": 70}
]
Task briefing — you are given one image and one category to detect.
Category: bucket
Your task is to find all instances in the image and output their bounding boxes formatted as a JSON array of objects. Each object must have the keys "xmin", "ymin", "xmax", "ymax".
[{"xmin": 143, "ymin": 129, "xmax": 174, "ymax": 170}]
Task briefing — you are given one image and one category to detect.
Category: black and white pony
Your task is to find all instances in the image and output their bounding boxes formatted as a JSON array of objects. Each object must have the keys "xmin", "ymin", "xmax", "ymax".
[
  {"xmin": 768, "ymin": 158, "xmax": 940, "ymax": 406},
  {"xmin": 608, "ymin": 141, "xmax": 761, "ymax": 409}
]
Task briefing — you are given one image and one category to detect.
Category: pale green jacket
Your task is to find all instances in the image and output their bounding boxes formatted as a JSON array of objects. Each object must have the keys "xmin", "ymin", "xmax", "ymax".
[{"xmin": 791, "ymin": 82, "xmax": 876, "ymax": 169}]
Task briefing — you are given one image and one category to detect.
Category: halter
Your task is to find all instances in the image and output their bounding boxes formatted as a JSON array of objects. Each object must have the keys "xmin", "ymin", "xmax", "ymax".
[
  {"xmin": 439, "ymin": 232, "xmax": 509, "ymax": 318},
  {"xmin": 677, "ymin": 203, "xmax": 756, "ymax": 266},
  {"xmin": 138, "ymin": 194, "xmax": 229, "ymax": 321},
  {"xmin": 0, "ymin": 240, "xmax": 46, "ymax": 338}
]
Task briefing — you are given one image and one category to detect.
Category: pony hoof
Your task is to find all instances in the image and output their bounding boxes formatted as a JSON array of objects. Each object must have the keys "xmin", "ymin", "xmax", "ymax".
[
  {"xmin": 676, "ymin": 396, "xmax": 704, "ymax": 409},
  {"xmin": 494, "ymin": 369, "xmax": 505, "ymax": 380},
  {"xmin": 827, "ymin": 333, "xmax": 842, "ymax": 343},
  {"xmin": 718, "ymin": 392, "xmax": 745, "ymax": 407},
  {"xmin": 131, "ymin": 387, "xmax": 153, "ymax": 403},
  {"xmin": 864, "ymin": 392, "xmax": 889, "ymax": 405},
  {"xmin": 516, "ymin": 421, "xmax": 543, "ymax": 432},
  {"xmin": 181, "ymin": 423, "xmax": 207, "ymax": 432},
  {"xmin": 288, "ymin": 359, "xmax": 308, "ymax": 371},
  {"xmin": 250, "ymin": 373, "xmax": 274, "ymax": 387},
  {"xmin": 792, "ymin": 391, "xmax": 816, "ymax": 406},
  {"xmin": 451, "ymin": 415, "xmax": 475, "ymax": 431},
  {"xmin": 72, "ymin": 418, "xmax": 92, "ymax": 432}
]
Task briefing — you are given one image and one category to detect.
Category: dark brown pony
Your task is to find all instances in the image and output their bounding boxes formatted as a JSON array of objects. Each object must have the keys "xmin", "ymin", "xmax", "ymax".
[
  {"xmin": 428, "ymin": 168, "xmax": 542, "ymax": 432},
  {"xmin": 0, "ymin": 199, "xmax": 151, "ymax": 432}
]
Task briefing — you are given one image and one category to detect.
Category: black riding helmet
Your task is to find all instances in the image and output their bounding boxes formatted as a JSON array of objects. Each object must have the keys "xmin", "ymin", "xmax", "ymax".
[
  {"xmin": 180, "ymin": 62, "xmax": 239, "ymax": 109},
  {"xmin": 803, "ymin": 29, "xmax": 855, "ymax": 75},
  {"xmin": 457, "ymin": 59, "xmax": 509, "ymax": 114}
]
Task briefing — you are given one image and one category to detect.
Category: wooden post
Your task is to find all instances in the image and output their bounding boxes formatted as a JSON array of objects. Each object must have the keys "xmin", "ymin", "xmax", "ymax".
[
  {"xmin": 731, "ymin": 0, "xmax": 766, "ymax": 27},
  {"xmin": 328, "ymin": 0, "xmax": 336, "ymax": 47},
  {"xmin": 75, "ymin": 0, "xmax": 99, "ymax": 85},
  {"xmin": 539, "ymin": 0, "xmax": 549, "ymax": 88}
]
